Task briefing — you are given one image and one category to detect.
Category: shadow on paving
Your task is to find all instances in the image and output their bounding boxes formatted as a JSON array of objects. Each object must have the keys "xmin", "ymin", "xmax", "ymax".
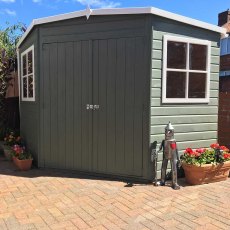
[{"xmin": 0, "ymin": 153, "xmax": 190, "ymax": 189}]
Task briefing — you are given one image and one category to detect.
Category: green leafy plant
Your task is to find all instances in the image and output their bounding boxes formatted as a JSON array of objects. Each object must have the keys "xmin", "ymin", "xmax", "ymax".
[
  {"xmin": 0, "ymin": 23, "xmax": 25, "ymax": 138},
  {"xmin": 0, "ymin": 23, "xmax": 25, "ymax": 94},
  {"xmin": 181, "ymin": 143, "xmax": 230, "ymax": 166}
]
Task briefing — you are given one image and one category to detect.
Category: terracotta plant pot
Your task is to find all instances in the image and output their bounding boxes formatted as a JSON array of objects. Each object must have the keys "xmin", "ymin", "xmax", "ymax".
[
  {"xmin": 3, "ymin": 145, "xmax": 13, "ymax": 161},
  {"xmin": 182, "ymin": 161, "xmax": 230, "ymax": 185},
  {"xmin": 14, "ymin": 157, "xmax": 33, "ymax": 171},
  {"xmin": 12, "ymin": 156, "xmax": 17, "ymax": 165}
]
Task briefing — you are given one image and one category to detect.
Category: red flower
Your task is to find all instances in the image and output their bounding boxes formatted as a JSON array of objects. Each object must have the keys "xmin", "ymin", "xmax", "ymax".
[
  {"xmin": 13, "ymin": 145, "xmax": 19, "ymax": 151},
  {"xmin": 185, "ymin": 148, "xmax": 194, "ymax": 155},
  {"xmin": 223, "ymin": 153, "xmax": 230, "ymax": 159},
  {"xmin": 210, "ymin": 143, "xmax": 220, "ymax": 149},
  {"xmin": 12, "ymin": 145, "xmax": 24, "ymax": 156},
  {"xmin": 196, "ymin": 148, "xmax": 205, "ymax": 154},
  {"xmin": 220, "ymin": 146, "xmax": 229, "ymax": 152}
]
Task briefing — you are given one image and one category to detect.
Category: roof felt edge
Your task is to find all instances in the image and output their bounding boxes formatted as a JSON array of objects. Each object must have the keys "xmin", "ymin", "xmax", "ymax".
[{"xmin": 17, "ymin": 7, "xmax": 226, "ymax": 48}]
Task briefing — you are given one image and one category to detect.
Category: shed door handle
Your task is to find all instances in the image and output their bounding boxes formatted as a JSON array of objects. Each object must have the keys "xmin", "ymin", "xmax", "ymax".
[
  {"xmin": 86, "ymin": 104, "xmax": 100, "ymax": 110},
  {"xmin": 86, "ymin": 104, "xmax": 94, "ymax": 110},
  {"xmin": 93, "ymin": 105, "xmax": 100, "ymax": 110}
]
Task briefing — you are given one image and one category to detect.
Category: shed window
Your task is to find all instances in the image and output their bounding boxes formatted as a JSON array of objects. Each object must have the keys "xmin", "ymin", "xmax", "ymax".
[
  {"xmin": 21, "ymin": 45, "xmax": 35, "ymax": 101},
  {"xmin": 162, "ymin": 35, "xmax": 211, "ymax": 103}
]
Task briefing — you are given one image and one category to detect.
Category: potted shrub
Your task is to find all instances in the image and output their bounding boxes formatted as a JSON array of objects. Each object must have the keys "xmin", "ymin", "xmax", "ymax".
[
  {"xmin": 181, "ymin": 143, "xmax": 230, "ymax": 185},
  {"xmin": 3, "ymin": 132, "xmax": 21, "ymax": 160},
  {"xmin": 11, "ymin": 145, "xmax": 33, "ymax": 171}
]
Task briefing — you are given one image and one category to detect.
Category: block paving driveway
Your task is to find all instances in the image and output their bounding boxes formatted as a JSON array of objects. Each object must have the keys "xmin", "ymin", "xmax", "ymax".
[{"xmin": 0, "ymin": 156, "xmax": 230, "ymax": 230}]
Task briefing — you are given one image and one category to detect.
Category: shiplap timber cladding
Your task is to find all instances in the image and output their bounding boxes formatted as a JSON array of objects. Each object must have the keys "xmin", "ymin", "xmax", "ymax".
[
  {"xmin": 18, "ymin": 9, "xmax": 222, "ymax": 181},
  {"xmin": 151, "ymin": 17, "xmax": 220, "ymax": 178},
  {"xmin": 18, "ymin": 28, "xmax": 40, "ymax": 165}
]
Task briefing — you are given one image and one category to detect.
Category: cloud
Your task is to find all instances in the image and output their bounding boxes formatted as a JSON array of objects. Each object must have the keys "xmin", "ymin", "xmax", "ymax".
[
  {"xmin": 33, "ymin": 0, "xmax": 120, "ymax": 10},
  {"xmin": 32, "ymin": 0, "xmax": 59, "ymax": 9},
  {"xmin": 0, "ymin": 0, "xmax": 15, "ymax": 3},
  {"xmin": 74, "ymin": 0, "xmax": 120, "ymax": 8},
  {"xmin": 32, "ymin": 0, "xmax": 42, "ymax": 3},
  {"xmin": 0, "ymin": 8, "xmax": 16, "ymax": 16}
]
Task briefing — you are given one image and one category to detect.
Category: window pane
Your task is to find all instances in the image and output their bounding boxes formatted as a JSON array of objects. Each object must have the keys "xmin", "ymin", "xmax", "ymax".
[
  {"xmin": 28, "ymin": 50, "xmax": 33, "ymax": 74},
  {"xmin": 28, "ymin": 75, "xmax": 34, "ymax": 98},
  {"xmin": 167, "ymin": 41, "xmax": 187, "ymax": 69},
  {"xmin": 190, "ymin": 44, "xmax": 207, "ymax": 70},
  {"xmin": 23, "ymin": 77, "xmax": 27, "ymax": 98},
  {"xmin": 23, "ymin": 55, "xmax": 27, "ymax": 76},
  {"xmin": 188, "ymin": 73, "xmax": 206, "ymax": 98},
  {"xmin": 166, "ymin": 71, "xmax": 186, "ymax": 98}
]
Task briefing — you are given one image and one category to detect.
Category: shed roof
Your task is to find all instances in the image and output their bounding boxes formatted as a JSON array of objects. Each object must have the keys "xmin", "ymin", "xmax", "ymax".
[{"xmin": 17, "ymin": 6, "xmax": 226, "ymax": 48}]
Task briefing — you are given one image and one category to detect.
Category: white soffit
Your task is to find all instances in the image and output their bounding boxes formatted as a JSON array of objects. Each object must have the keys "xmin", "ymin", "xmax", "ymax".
[{"xmin": 17, "ymin": 6, "xmax": 226, "ymax": 47}]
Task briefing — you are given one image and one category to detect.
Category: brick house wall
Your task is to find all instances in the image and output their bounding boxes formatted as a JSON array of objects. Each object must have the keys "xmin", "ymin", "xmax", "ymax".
[
  {"xmin": 220, "ymin": 54, "xmax": 230, "ymax": 71},
  {"xmin": 218, "ymin": 92, "xmax": 230, "ymax": 149},
  {"xmin": 218, "ymin": 10, "xmax": 230, "ymax": 148},
  {"xmin": 218, "ymin": 78, "xmax": 230, "ymax": 149}
]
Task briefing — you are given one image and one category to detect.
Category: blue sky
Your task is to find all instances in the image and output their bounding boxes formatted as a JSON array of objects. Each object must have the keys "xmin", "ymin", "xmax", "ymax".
[{"xmin": 0, "ymin": 0, "xmax": 229, "ymax": 28}]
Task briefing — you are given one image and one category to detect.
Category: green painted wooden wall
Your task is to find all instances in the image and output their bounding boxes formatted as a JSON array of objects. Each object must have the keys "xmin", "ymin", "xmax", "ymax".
[
  {"xmin": 18, "ymin": 28, "xmax": 40, "ymax": 165},
  {"xmin": 150, "ymin": 16, "xmax": 220, "ymax": 178}
]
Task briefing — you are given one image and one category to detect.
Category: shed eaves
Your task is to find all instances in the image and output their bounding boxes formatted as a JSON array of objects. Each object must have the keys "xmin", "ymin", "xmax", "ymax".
[{"xmin": 17, "ymin": 6, "xmax": 226, "ymax": 48}]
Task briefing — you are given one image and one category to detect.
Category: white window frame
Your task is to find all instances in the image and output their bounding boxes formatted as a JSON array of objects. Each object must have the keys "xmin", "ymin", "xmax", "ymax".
[
  {"xmin": 21, "ymin": 45, "xmax": 35, "ymax": 101},
  {"xmin": 162, "ymin": 35, "xmax": 211, "ymax": 104}
]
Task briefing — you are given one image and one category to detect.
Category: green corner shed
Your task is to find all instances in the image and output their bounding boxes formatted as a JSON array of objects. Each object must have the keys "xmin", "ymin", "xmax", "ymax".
[{"xmin": 17, "ymin": 7, "xmax": 225, "ymax": 181}]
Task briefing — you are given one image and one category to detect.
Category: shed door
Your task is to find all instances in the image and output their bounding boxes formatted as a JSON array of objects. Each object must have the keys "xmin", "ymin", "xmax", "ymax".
[
  {"xmin": 42, "ymin": 41, "xmax": 93, "ymax": 171},
  {"xmin": 42, "ymin": 36, "xmax": 145, "ymax": 177},
  {"xmin": 92, "ymin": 37, "xmax": 145, "ymax": 176}
]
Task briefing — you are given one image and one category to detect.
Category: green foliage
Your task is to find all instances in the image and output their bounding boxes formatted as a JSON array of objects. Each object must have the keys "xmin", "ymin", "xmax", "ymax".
[
  {"xmin": 0, "ymin": 22, "xmax": 25, "ymax": 138},
  {"xmin": 0, "ymin": 23, "xmax": 24, "ymax": 82},
  {"xmin": 0, "ymin": 23, "xmax": 24, "ymax": 61}
]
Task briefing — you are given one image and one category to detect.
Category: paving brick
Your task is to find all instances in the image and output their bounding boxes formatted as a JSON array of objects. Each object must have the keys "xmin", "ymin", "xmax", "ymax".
[
  {"xmin": 159, "ymin": 219, "xmax": 181, "ymax": 229},
  {"xmin": 56, "ymin": 213, "xmax": 78, "ymax": 222},
  {"xmin": 19, "ymin": 223, "xmax": 36, "ymax": 230},
  {"xmin": 89, "ymin": 225, "xmax": 108, "ymax": 230},
  {"xmin": 142, "ymin": 219, "xmax": 163, "ymax": 229},
  {"xmin": 48, "ymin": 208, "xmax": 63, "ymax": 217},
  {"xmin": 103, "ymin": 221, "xmax": 120, "ymax": 230},
  {"xmin": 195, "ymin": 223, "xmax": 221, "ymax": 230},
  {"xmin": 174, "ymin": 214, "xmax": 200, "ymax": 229},
  {"xmin": 193, "ymin": 216, "xmax": 214, "ymax": 226},
  {"xmin": 71, "ymin": 217, "xmax": 89, "ymax": 229},
  {"xmin": 50, "ymin": 220, "xmax": 75, "ymax": 229},
  {"xmin": 0, "ymin": 156, "xmax": 230, "ymax": 230},
  {"xmin": 211, "ymin": 221, "xmax": 230, "ymax": 230},
  {"xmin": 177, "ymin": 224, "xmax": 193, "ymax": 230}
]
